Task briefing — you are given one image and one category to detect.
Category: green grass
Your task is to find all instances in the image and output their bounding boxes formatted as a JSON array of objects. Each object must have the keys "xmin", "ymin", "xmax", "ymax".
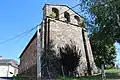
[
  {"xmin": 57, "ymin": 69, "xmax": 120, "ymax": 80},
  {"xmin": 105, "ymin": 69, "xmax": 120, "ymax": 80},
  {"xmin": 105, "ymin": 69, "xmax": 120, "ymax": 73}
]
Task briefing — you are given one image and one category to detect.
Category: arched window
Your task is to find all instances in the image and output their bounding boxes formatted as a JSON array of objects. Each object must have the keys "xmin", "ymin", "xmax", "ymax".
[
  {"xmin": 74, "ymin": 15, "xmax": 80, "ymax": 25},
  {"xmin": 52, "ymin": 8, "xmax": 59, "ymax": 19},
  {"xmin": 64, "ymin": 11, "xmax": 70, "ymax": 22}
]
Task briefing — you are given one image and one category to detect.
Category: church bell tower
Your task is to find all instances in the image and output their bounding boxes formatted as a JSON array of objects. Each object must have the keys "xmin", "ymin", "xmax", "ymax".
[{"xmin": 41, "ymin": 4, "xmax": 97, "ymax": 78}]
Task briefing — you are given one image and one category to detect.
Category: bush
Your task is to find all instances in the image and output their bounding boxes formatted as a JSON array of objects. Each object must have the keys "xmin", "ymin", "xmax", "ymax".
[{"xmin": 50, "ymin": 12, "xmax": 56, "ymax": 18}]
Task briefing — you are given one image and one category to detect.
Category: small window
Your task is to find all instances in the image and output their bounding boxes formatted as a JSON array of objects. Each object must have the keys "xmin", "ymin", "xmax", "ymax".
[
  {"xmin": 74, "ymin": 15, "xmax": 80, "ymax": 25},
  {"xmin": 10, "ymin": 72, "xmax": 13, "ymax": 74},
  {"xmin": 52, "ymin": 8, "xmax": 59, "ymax": 19},
  {"xmin": 74, "ymin": 15, "xmax": 85, "ymax": 27},
  {"xmin": 64, "ymin": 11, "xmax": 70, "ymax": 22}
]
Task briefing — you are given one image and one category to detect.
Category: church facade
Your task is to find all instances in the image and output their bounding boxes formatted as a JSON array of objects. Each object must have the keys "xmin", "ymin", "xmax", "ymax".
[{"xmin": 18, "ymin": 4, "xmax": 97, "ymax": 79}]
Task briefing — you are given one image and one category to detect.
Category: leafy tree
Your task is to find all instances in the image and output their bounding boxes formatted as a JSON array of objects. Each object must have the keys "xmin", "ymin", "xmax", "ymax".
[
  {"xmin": 79, "ymin": 0, "xmax": 118, "ymax": 68},
  {"xmin": 79, "ymin": 0, "xmax": 120, "ymax": 43},
  {"xmin": 91, "ymin": 0, "xmax": 120, "ymax": 43},
  {"xmin": 90, "ymin": 32, "xmax": 116, "ymax": 68},
  {"xmin": 59, "ymin": 44, "xmax": 81, "ymax": 76}
]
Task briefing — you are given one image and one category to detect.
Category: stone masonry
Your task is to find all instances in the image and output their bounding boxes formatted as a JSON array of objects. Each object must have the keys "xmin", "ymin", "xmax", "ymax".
[
  {"xmin": 18, "ymin": 33, "xmax": 37, "ymax": 78},
  {"xmin": 18, "ymin": 4, "xmax": 97, "ymax": 79},
  {"xmin": 41, "ymin": 4, "xmax": 97, "ymax": 76}
]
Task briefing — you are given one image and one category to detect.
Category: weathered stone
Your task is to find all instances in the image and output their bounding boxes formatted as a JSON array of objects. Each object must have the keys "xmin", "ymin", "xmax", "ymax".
[
  {"xmin": 18, "ymin": 4, "xmax": 98, "ymax": 79},
  {"xmin": 18, "ymin": 34, "xmax": 37, "ymax": 77},
  {"xmin": 42, "ymin": 4, "xmax": 98, "ymax": 77}
]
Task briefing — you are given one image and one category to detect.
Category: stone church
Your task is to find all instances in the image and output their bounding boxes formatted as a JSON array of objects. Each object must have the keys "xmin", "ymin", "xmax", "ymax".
[{"xmin": 18, "ymin": 4, "xmax": 97, "ymax": 79}]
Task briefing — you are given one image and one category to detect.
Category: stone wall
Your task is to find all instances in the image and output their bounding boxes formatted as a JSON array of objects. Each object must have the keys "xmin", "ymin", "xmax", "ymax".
[
  {"xmin": 18, "ymin": 64, "xmax": 37, "ymax": 80},
  {"xmin": 18, "ymin": 37, "xmax": 37, "ymax": 74},
  {"xmin": 47, "ymin": 18, "xmax": 88, "ymax": 76},
  {"xmin": 41, "ymin": 17, "xmax": 97, "ymax": 77},
  {"xmin": 84, "ymin": 31, "xmax": 98, "ymax": 74}
]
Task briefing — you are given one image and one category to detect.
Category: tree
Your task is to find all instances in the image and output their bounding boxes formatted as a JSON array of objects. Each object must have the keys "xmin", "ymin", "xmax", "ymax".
[
  {"xmin": 90, "ymin": 32, "xmax": 116, "ymax": 68},
  {"xmin": 79, "ymin": 0, "xmax": 118, "ymax": 68},
  {"xmin": 59, "ymin": 44, "xmax": 81, "ymax": 76},
  {"xmin": 79, "ymin": 0, "xmax": 120, "ymax": 43}
]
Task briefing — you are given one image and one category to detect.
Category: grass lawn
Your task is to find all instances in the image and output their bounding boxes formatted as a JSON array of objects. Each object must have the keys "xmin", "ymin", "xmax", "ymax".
[
  {"xmin": 105, "ymin": 69, "xmax": 120, "ymax": 80},
  {"xmin": 57, "ymin": 69, "xmax": 120, "ymax": 80}
]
